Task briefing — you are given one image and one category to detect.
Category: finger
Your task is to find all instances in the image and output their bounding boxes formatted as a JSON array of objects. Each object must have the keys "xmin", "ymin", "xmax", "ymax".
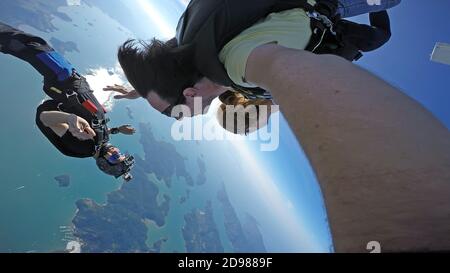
[
  {"xmin": 82, "ymin": 131, "xmax": 94, "ymax": 140},
  {"xmin": 79, "ymin": 121, "xmax": 91, "ymax": 130},
  {"xmin": 69, "ymin": 127, "xmax": 83, "ymax": 135},
  {"xmin": 114, "ymin": 94, "xmax": 126, "ymax": 99},
  {"xmin": 84, "ymin": 127, "xmax": 97, "ymax": 137},
  {"xmin": 104, "ymin": 85, "xmax": 127, "ymax": 94},
  {"xmin": 103, "ymin": 85, "xmax": 118, "ymax": 90},
  {"xmin": 103, "ymin": 86, "xmax": 117, "ymax": 92}
]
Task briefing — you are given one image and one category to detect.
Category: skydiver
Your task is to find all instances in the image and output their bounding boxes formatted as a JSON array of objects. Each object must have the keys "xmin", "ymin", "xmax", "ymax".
[{"xmin": 0, "ymin": 22, "xmax": 136, "ymax": 181}]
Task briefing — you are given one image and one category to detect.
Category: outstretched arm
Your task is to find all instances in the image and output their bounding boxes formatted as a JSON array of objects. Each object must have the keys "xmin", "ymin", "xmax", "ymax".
[
  {"xmin": 103, "ymin": 84, "xmax": 140, "ymax": 100},
  {"xmin": 109, "ymin": 125, "xmax": 136, "ymax": 135},
  {"xmin": 246, "ymin": 43, "xmax": 450, "ymax": 252},
  {"xmin": 0, "ymin": 21, "xmax": 74, "ymax": 82}
]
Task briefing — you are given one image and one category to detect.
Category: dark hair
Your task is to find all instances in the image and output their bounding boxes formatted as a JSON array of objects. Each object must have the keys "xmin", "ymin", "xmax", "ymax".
[{"xmin": 117, "ymin": 38, "xmax": 201, "ymax": 104}]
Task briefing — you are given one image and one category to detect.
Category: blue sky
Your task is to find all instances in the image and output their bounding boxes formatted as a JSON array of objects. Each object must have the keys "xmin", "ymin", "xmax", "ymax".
[{"xmin": 354, "ymin": 0, "xmax": 450, "ymax": 129}]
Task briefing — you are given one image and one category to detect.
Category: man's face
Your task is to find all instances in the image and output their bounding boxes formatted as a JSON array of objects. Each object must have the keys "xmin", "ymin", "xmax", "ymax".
[{"xmin": 146, "ymin": 77, "xmax": 228, "ymax": 119}]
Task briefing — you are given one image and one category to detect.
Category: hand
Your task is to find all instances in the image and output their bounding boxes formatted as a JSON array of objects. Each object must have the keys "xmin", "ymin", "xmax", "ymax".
[
  {"xmin": 118, "ymin": 125, "xmax": 136, "ymax": 135},
  {"xmin": 67, "ymin": 114, "xmax": 96, "ymax": 140},
  {"xmin": 103, "ymin": 84, "xmax": 140, "ymax": 100}
]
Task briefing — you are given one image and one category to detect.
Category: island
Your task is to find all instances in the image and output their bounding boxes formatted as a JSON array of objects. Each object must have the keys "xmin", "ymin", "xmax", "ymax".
[
  {"xmin": 71, "ymin": 122, "xmax": 197, "ymax": 252},
  {"xmin": 241, "ymin": 214, "xmax": 267, "ymax": 253},
  {"xmin": 196, "ymin": 157, "xmax": 207, "ymax": 186},
  {"xmin": 149, "ymin": 237, "xmax": 168, "ymax": 253},
  {"xmin": 0, "ymin": 0, "xmax": 72, "ymax": 32},
  {"xmin": 182, "ymin": 201, "xmax": 224, "ymax": 253},
  {"xmin": 138, "ymin": 122, "xmax": 194, "ymax": 187},
  {"xmin": 54, "ymin": 174, "xmax": 70, "ymax": 188},
  {"xmin": 217, "ymin": 184, "xmax": 267, "ymax": 252},
  {"xmin": 71, "ymin": 162, "xmax": 171, "ymax": 252},
  {"xmin": 179, "ymin": 189, "xmax": 191, "ymax": 204},
  {"xmin": 50, "ymin": 37, "xmax": 80, "ymax": 56}
]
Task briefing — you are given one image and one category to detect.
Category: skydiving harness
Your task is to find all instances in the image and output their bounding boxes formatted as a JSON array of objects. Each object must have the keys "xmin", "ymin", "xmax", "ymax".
[
  {"xmin": 43, "ymin": 69, "xmax": 111, "ymax": 152},
  {"xmin": 235, "ymin": 6, "xmax": 363, "ymax": 100},
  {"xmin": 305, "ymin": 8, "xmax": 364, "ymax": 62},
  {"xmin": 231, "ymin": 4, "xmax": 346, "ymax": 101},
  {"xmin": 30, "ymin": 48, "xmax": 111, "ymax": 151},
  {"xmin": 307, "ymin": 10, "xmax": 337, "ymax": 51}
]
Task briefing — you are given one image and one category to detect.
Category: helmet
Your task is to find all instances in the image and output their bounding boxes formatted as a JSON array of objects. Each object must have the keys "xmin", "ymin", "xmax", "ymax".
[{"xmin": 96, "ymin": 144, "xmax": 135, "ymax": 181}]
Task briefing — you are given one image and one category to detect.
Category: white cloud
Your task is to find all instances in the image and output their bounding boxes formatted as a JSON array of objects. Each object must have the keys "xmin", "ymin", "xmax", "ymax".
[
  {"xmin": 66, "ymin": 0, "xmax": 81, "ymax": 6},
  {"xmin": 84, "ymin": 63, "xmax": 127, "ymax": 111}
]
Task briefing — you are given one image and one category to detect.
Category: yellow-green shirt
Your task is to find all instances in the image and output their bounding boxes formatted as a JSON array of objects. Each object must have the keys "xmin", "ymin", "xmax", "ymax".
[{"xmin": 219, "ymin": 3, "xmax": 315, "ymax": 88}]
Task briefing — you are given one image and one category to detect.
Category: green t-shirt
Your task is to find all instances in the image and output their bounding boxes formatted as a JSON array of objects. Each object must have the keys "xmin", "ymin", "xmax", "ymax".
[{"xmin": 219, "ymin": 4, "xmax": 315, "ymax": 88}]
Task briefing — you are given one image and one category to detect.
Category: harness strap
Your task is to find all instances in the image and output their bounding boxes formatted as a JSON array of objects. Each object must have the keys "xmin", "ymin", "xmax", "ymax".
[
  {"xmin": 234, "ymin": 1, "xmax": 342, "ymax": 99},
  {"xmin": 47, "ymin": 72, "xmax": 110, "ymax": 148}
]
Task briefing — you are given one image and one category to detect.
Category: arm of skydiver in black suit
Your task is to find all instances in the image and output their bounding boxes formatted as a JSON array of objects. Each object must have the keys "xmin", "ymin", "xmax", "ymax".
[
  {"xmin": 366, "ymin": 10, "xmax": 391, "ymax": 51},
  {"xmin": 0, "ymin": 21, "xmax": 106, "ymax": 117},
  {"xmin": 0, "ymin": 21, "xmax": 74, "ymax": 83},
  {"xmin": 337, "ymin": 10, "xmax": 392, "ymax": 52}
]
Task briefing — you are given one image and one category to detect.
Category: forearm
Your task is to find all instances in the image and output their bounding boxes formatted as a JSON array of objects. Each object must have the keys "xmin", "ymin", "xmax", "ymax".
[
  {"xmin": 246, "ymin": 44, "xmax": 450, "ymax": 252},
  {"xmin": 364, "ymin": 11, "xmax": 392, "ymax": 50},
  {"xmin": 39, "ymin": 111, "xmax": 72, "ymax": 127},
  {"xmin": 108, "ymin": 125, "xmax": 135, "ymax": 135},
  {"xmin": 369, "ymin": 10, "xmax": 391, "ymax": 34},
  {"xmin": 108, "ymin": 127, "xmax": 120, "ymax": 134}
]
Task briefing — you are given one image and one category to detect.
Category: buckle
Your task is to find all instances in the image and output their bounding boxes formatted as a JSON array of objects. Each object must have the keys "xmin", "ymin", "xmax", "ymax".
[
  {"xmin": 57, "ymin": 102, "xmax": 64, "ymax": 111},
  {"xmin": 66, "ymin": 90, "xmax": 78, "ymax": 99},
  {"xmin": 91, "ymin": 119, "xmax": 103, "ymax": 129},
  {"xmin": 307, "ymin": 11, "xmax": 336, "ymax": 36}
]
